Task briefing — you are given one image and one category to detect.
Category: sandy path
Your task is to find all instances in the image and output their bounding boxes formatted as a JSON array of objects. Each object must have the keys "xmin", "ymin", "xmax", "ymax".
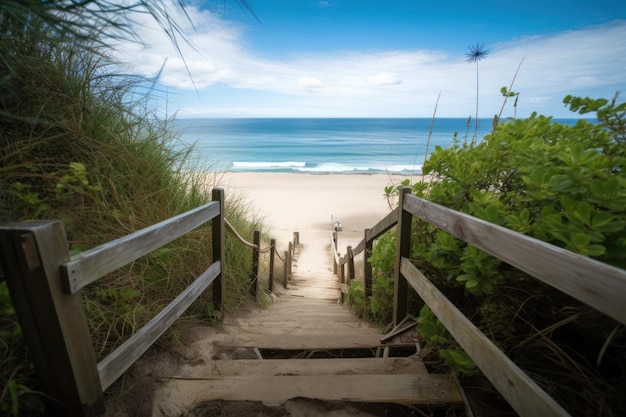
[{"xmin": 212, "ymin": 172, "xmax": 407, "ymax": 251}]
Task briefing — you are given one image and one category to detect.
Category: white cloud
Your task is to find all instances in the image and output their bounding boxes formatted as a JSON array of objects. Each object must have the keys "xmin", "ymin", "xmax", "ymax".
[
  {"xmin": 111, "ymin": 7, "xmax": 626, "ymax": 117},
  {"xmin": 298, "ymin": 76, "xmax": 324, "ymax": 92},
  {"xmin": 368, "ymin": 72, "xmax": 402, "ymax": 85}
]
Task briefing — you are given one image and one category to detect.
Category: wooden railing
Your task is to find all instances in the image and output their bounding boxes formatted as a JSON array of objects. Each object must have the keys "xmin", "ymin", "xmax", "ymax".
[
  {"xmin": 0, "ymin": 188, "xmax": 295, "ymax": 416},
  {"xmin": 333, "ymin": 187, "xmax": 626, "ymax": 417},
  {"xmin": 331, "ymin": 208, "xmax": 397, "ymax": 302}
]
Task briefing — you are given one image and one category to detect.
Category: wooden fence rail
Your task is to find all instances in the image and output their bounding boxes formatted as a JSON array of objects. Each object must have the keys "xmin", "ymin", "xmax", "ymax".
[
  {"xmin": 334, "ymin": 186, "xmax": 626, "ymax": 417},
  {"xmin": 0, "ymin": 187, "xmax": 297, "ymax": 416},
  {"xmin": 331, "ymin": 208, "xmax": 398, "ymax": 301}
]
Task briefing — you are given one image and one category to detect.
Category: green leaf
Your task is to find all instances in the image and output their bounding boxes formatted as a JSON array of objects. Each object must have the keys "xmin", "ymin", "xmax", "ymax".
[
  {"xmin": 569, "ymin": 201, "xmax": 593, "ymax": 226},
  {"xmin": 586, "ymin": 244, "xmax": 606, "ymax": 256},
  {"xmin": 572, "ymin": 233, "xmax": 590, "ymax": 248}
]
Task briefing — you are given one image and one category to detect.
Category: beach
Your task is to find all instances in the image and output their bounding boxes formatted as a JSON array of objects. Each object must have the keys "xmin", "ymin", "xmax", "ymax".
[{"xmin": 210, "ymin": 172, "xmax": 411, "ymax": 251}]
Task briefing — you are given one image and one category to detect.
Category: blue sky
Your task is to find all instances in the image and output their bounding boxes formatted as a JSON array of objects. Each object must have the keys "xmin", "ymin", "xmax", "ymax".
[{"xmin": 115, "ymin": 0, "xmax": 626, "ymax": 118}]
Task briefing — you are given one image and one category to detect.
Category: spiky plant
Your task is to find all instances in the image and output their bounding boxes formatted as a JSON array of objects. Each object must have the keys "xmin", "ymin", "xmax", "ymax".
[{"xmin": 466, "ymin": 42, "xmax": 490, "ymax": 145}]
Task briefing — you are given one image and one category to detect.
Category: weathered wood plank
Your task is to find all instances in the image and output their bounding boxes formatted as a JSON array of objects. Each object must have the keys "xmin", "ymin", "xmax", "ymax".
[
  {"xmin": 175, "ymin": 357, "xmax": 428, "ymax": 377},
  {"xmin": 227, "ymin": 334, "xmax": 384, "ymax": 350},
  {"xmin": 401, "ymin": 257, "xmax": 570, "ymax": 417},
  {"xmin": 97, "ymin": 261, "xmax": 221, "ymax": 390},
  {"xmin": 154, "ymin": 373, "xmax": 463, "ymax": 411},
  {"xmin": 62, "ymin": 202, "xmax": 219, "ymax": 293},
  {"xmin": 211, "ymin": 188, "xmax": 225, "ymax": 311},
  {"xmin": 404, "ymin": 195, "xmax": 626, "ymax": 325},
  {"xmin": 394, "ymin": 188, "xmax": 412, "ymax": 326},
  {"xmin": 0, "ymin": 222, "xmax": 104, "ymax": 416}
]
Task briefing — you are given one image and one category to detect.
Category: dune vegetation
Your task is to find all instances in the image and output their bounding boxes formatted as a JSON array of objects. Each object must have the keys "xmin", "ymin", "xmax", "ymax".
[
  {"xmin": 359, "ymin": 96, "xmax": 626, "ymax": 416},
  {"xmin": 0, "ymin": 2, "xmax": 270, "ymax": 415}
]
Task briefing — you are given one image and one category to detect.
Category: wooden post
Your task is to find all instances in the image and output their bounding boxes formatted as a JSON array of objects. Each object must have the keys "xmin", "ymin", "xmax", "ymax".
[
  {"xmin": 339, "ymin": 256, "xmax": 345, "ymax": 304},
  {"xmin": 212, "ymin": 188, "xmax": 225, "ymax": 312},
  {"xmin": 393, "ymin": 187, "xmax": 412, "ymax": 327},
  {"xmin": 250, "ymin": 230, "xmax": 260, "ymax": 297},
  {"xmin": 332, "ymin": 232, "xmax": 338, "ymax": 274},
  {"xmin": 347, "ymin": 246, "xmax": 355, "ymax": 305},
  {"xmin": 293, "ymin": 231, "xmax": 299, "ymax": 247},
  {"xmin": 364, "ymin": 228, "xmax": 373, "ymax": 299},
  {"xmin": 0, "ymin": 222, "xmax": 104, "ymax": 416},
  {"xmin": 269, "ymin": 238, "xmax": 276, "ymax": 292},
  {"xmin": 284, "ymin": 250, "xmax": 289, "ymax": 288}
]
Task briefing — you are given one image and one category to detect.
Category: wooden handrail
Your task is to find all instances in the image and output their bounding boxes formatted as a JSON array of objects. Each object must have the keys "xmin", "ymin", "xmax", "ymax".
[
  {"xmin": 0, "ymin": 188, "xmax": 227, "ymax": 416},
  {"xmin": 400, "ymin": 257, "xmax": 569, "ymax": 417},
  {"xmin": 98, "ymin": 262, "xmax": 221, "ymax": 390},
  {"xmin": 352, "ymin": 207, "xmax": 398, "ymax": 256},
  {"xmin": 403, "ymin": 194, "xmax": 626, "ymax": 326},
  {"xmin": 334, "ymin": 186, "xmax": 626, "ymax": 417},
  {"xmin": 61, "ymin": 202, "xmax": 220, "ymax": 294}
]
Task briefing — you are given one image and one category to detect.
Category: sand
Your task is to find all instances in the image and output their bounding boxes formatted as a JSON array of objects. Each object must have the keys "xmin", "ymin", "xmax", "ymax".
[{"xmin": 209, "ymin": 172, "xmax": 411, "ymax": 251}]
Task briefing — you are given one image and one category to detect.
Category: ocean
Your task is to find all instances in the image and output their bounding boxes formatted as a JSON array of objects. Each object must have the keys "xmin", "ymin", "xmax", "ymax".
[{"xmin": 173, "ymin": 118, "xmax": 572, "ymax": 175}]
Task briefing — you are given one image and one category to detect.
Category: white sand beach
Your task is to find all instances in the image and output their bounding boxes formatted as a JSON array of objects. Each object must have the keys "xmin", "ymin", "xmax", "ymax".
[{"xmin": 210, "ymin": 172, "xmax": 412, "ymax": 251}]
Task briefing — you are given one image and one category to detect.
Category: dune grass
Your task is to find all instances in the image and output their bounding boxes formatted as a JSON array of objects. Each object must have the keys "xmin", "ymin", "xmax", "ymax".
[{"xmin": 0, "ymin": 14, "xmax": 271, "ymax": 416}]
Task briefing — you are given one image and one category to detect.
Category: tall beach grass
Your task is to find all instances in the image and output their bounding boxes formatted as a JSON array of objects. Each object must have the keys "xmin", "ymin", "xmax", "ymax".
[{"xmin": 0, "ymin": 12, "xmax": 267, "ymax": 415}]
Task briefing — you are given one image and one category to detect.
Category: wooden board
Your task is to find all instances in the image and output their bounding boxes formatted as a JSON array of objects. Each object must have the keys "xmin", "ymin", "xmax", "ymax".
[
  {"xmin": 401, "ymin": 257, "xmax": 570, "ymax": 417},
  {"xmin": 403, "ymin": 194, "xmax": 626, "ymax": 325},
  {"xmin": 175, "ymin": 357, "xmax": 428, "ymax": 377},
  {"xmin": 154, "ymin": 373, "xmax": 463, "ymax": 411},
  {"xmin": 228, "ymin": 334, "xmax": 384, "ymax": 350}
]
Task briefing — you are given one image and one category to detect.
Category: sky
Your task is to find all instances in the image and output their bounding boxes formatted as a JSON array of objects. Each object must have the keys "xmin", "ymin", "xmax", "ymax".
[{"xmin": 113, "ymin": 0, "xmax": 626, "ymax": 118}]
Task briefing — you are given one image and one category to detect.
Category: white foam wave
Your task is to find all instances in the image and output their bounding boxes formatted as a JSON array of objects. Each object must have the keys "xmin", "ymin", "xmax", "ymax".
[
  {"xmin": 232, "ymin": 161, "xmax": 307, "ymax": 169},
  {"xmin": 295, "ymin": 163, "xmax": 421, "ymax": 174}
]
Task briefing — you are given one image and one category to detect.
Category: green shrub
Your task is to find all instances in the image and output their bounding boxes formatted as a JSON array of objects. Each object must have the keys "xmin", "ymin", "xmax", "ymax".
[{"xmin": 370, "ymin": 94, "xmax": 626, "ymax": 416}]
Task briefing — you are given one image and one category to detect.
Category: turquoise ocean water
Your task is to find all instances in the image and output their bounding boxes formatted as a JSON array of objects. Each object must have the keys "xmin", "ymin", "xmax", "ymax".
[{"xmin": 174, "ymin": 118, "xmax": 574, "ymax": 175}]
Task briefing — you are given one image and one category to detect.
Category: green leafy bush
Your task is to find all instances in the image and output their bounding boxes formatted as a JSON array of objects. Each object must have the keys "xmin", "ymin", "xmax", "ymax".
[{"xmin": 370, "ymin": 94, "xmax": 626, "ymax": 416}]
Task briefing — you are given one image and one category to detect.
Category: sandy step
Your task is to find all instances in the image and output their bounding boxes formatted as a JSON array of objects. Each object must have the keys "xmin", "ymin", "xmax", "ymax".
[
  {"xmin": 173, "ymin": 357, "xmax": 428, "ymax": 378},
  {"xmin": 152, "ymin": 373, "xmax": 463, "ymax": 414}
]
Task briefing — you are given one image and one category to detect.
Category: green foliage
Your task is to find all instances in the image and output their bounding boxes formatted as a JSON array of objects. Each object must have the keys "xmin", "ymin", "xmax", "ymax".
[
  {"xmin": 371, "ymin": 93, "xmax": 626, "ymax": 416},
  {"xmin": 417, "ymin": 305, "xmax": 451, "ymax": 345},
  {"xmin": 348, "ymin": 281, "xmax": 368, "ymax": 318},
  {"xmin": 439, "ymin": 349, "xmax": 478, "ymax": 376},
  {"xmin": 0, "ymin": 8, "xmax": 262, "ymax": 416},
  {"xmin": 367, "ymin": 231, "xmax": 397, "ymax": 324},
  {"xmin": 55, "ymin": 162, "xmax": 102, "ymax": 202}
]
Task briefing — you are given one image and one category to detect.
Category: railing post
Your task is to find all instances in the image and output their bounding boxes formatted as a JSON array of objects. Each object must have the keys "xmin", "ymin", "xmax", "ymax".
[
  {"xmin": 269, "ymin": 238, "xmax": 276, "ymax": 292},
  {"xmin": 284, "ymin": 250, "xmax": 290, "ymax": 288},
  {"xmin": 250, "ymin": 230, "xmax": 260, "ymax": 297},
  {"xmin": 212, "ymin": 188, "xmax": 225, "ymax": 312},
  {"xmin": 293, "ymin": 231, "xmax": 299, "ymax": 247},
  {"xmin": 347, "ymin": 246, "xmax": 355, "ymax": 305},
  {"xmin": 364, "ymin": 228, "xmax": 373, "ymax": 299},
  {"xmin": 393, "ymin": 187, "xmax": 412, "ymax": 326},
  {"xmin": 0, "ymin": 221, "xmax": 104, "ymax": 416},
  {"xmin": 332, "ymin": 231, "xmax": 338, "ymax": 274}
]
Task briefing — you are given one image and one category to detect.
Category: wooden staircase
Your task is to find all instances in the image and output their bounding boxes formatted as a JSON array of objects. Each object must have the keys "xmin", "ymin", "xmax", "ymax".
[{"xmin": 150, "ymin": 235, "xmax": 463, "ymax": 416}]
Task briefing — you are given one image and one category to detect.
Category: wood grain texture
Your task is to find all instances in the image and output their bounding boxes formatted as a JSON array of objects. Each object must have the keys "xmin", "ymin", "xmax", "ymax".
[
  {"xmin": 211, "ymin": 188, "xmax": 225, "ymax": 311},
  {"xmin": 173, "ymin": 357, "xmax": 428, "ymax": 377},
  {"xmin": 62, "ymin": 202, "xmax": 219, "ymax": 293},
  {"xmin": 403, "ymin": 195, "xmax": 626, "ymax": 325},
  {"xmin": 393, "ymin": 188, "xmax": 412, "ymax": 326},
  {"xmin": 155, "ymin": 373, "xmax": 462, "ymax": 410},
  {"xmin": 0, "ymin": 222, "xmax": 104, "ymax": 416},
  {"xmin": 401, "ymin": 257, "xmax": 570, "ymax": 417},
  {"xmin": 97, "ymin": 261, "xmax": 221, "ymax": 390}
]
